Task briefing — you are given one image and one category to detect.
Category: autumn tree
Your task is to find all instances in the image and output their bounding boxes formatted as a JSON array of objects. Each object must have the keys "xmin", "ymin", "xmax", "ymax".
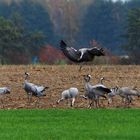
[{"xmin": 123, "ymin": 8, "xmax": 140, "ymax": 64}]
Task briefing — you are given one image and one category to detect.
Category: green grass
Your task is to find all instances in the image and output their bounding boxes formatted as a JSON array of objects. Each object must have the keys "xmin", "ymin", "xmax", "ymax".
[{"xmin": 0, "ymin": 109, "xmax": 140, "ymax": 140}]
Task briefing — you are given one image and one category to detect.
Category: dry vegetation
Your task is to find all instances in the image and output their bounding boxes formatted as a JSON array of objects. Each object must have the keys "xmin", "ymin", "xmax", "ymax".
[{"xmin": 0, "ymin": 65, "xmax": 140, "ymax": 109}]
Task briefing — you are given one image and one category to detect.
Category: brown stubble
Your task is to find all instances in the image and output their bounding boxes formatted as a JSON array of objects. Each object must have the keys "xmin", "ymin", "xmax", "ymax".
[{"xmin": 0, "ymin": 65, "xmax": 139, "ymax": 109}]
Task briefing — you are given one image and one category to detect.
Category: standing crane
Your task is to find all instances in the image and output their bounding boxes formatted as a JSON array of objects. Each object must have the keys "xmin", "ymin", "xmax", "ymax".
[{"xmin": 23, "ymin": 72, "xmax": 49, "ymax": 106}]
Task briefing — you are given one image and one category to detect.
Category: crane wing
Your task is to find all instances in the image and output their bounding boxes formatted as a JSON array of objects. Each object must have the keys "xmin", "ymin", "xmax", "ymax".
[
  {"xmin": 60, "ymin": 40, "xmax": 81, "ymax": 62},
  {"xmin": 94, "ymin": 86, "xmax": 111, "ymax": 93},
  {"xmin": 92, "ymin": 84, "xmax": 111, "ymax": 93},
  {"xmin": 87, "ymin": 47, "xmax": 105, "ymax": 56},
  {"xmin": 34, "ymin": 86, "xmax": 46, "ymax": 92},
  {"xmin": 0, "ymin": 87, "xmax": 10, "ymax": 94}
]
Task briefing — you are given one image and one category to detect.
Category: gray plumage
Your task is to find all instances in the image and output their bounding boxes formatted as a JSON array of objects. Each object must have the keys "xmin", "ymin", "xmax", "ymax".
[
  {"xmin": 82, "ymin": 74, "xmax": 107, "ymax": 108},
  {"xmin": 85, "ymin": 75, "xmax": 111, "ymax": 94},
  {"xmin": 23, "ymin": 72, "xmax": 49, "ymax": 104},
  {"xmin": 57, "ymin": 87, "xmax": 79, "ymax": 107},
  {"xmin": 108, "ymin": 86, "xmax": 140, "ymax": 104},
  {"xmin": 0, "ymin": 87, "xmax": 10, "ymax": 108},
  {"xmin": 0, "ymin": 87, "xmax": 10, "ymax": 94},
  {"xmin": 60, "ymin": 40, "xmax": 104, "ymax": 63}
]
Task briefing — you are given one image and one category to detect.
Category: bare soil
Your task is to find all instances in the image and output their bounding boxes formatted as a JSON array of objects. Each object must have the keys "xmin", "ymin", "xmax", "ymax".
[{"xmin": 0, "ymin": 65, "xmax": 140, "ymax": 109}]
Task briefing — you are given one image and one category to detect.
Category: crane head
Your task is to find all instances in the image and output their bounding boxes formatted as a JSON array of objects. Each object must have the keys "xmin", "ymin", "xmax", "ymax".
[{"xmin": 83, "ymin": 74, "xmax": 91, "ymax": 82}]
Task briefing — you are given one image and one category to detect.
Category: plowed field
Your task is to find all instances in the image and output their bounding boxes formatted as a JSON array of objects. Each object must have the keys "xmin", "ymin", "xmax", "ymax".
[{"xmin": 0, "ymin": 65, "xmax": 140, "ymax": 109}]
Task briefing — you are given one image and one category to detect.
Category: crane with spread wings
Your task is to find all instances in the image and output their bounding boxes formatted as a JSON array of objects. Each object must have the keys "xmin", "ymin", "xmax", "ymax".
[{"xmin": 60, "ymin": 40, "xmax": 105, "ymax": 71}]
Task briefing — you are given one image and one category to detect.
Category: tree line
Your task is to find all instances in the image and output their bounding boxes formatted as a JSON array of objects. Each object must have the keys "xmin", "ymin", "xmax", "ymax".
[{"xmin": 0, "ymin": 0, "xmax": 139, "ymax": 64}]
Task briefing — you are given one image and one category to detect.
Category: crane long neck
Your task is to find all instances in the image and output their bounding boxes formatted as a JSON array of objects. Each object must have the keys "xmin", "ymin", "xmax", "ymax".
[
  {"xmin": 25, "ymin": 74, "xmax": 29, "ymax": 81},
  {"xmin": 100, "ymin": 80, "xmax": 103, "ymax": 84},
  {"xmin": 100, "ymin": 78, "xmax": 104, "ymax": 84},
  {"xmin": 85, "ymin": 81, "xmax": 93, "ymax": 90}
]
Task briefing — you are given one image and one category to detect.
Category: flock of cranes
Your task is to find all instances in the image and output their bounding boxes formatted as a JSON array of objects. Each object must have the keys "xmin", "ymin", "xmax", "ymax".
[
  {"xmin": 0, "ymin": 72, "xmax": 139, "ymax": 109},
  {"xmin": 0, "ymin": 40, "xmax": 139, "ymax": 108},
  {"xmin": 82, "ymin": 74, "xmax": 140, "ymax": 108}
]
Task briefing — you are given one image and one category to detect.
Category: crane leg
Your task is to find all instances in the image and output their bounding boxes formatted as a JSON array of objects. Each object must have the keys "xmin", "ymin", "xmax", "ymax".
[
  {"xmin": 71, "ymin": 98, "xmax": 75, "ymax": 107},
  {"xmin": 27, "ymin": 93, "xmax": 32, "ymax": 105},
  {"xmin": 35, "ymin": 97, "xmax": 41, "ymax": 107},
  {"xmin": 0, "ymin": 97, "xmax": 4, "ymax": 109},
  {"xmin": 88, "ymin": 100, "xmax": 93, "ymax": 108},
  {"xmin": 94, "ymin": 100, "xmax": 98, "ymax": 108},
  {"xmin": 57, "ymin": 98, "xmax": 63, "ymax": 104}
]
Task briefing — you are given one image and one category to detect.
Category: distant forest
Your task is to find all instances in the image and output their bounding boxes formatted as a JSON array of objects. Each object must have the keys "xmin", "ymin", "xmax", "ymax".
[{"xmin": 0, "ymin": 0, "xmax": 140, "ymax": 64}]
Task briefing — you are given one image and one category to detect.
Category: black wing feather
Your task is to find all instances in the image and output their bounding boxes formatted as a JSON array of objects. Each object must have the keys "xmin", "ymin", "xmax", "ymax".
[
  {"xmin": 60, "ymin": 40, "xmax": 81, "ymax": 62},
  {"xmin": 95, "ymin": 86, "xmax": 111, "ymax": 93},
  {"xmin": 87, "ymin": 47, "xmax": 105, "ymax": 56}
]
